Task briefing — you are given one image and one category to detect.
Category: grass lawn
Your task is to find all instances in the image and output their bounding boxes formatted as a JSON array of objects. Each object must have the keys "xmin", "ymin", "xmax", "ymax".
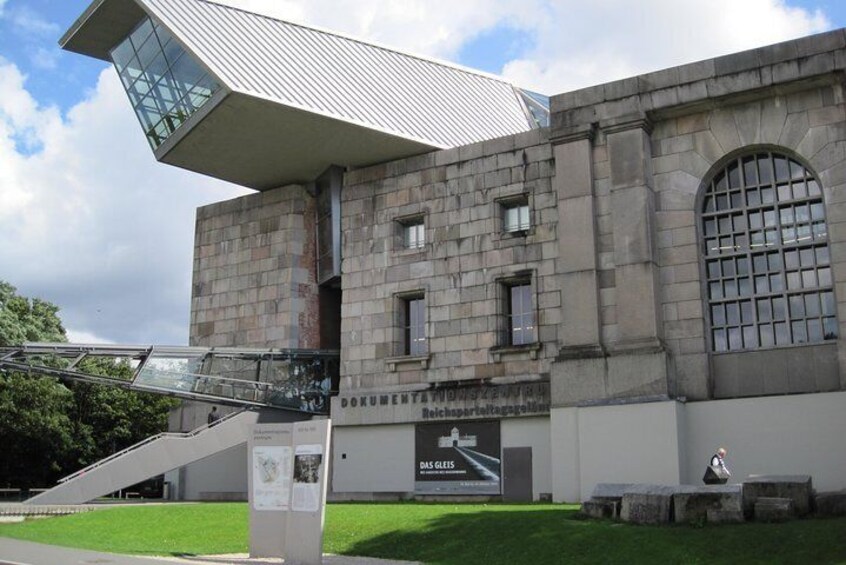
[{"xmin": 1, "ymin": 502, "xmax": 845, "ymax": 564}]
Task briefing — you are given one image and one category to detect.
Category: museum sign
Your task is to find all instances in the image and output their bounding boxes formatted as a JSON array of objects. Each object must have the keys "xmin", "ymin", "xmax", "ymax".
[{"xmin": 331, "ymin": 381, "xmax": 549, "ymax": 426}]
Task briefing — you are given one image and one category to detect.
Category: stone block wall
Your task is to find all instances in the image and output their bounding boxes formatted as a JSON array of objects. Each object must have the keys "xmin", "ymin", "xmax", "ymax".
[
  {"xmin": 340, "ymin": 129, "xmax": 556, "ymax": 393},
  {"xmin": 649, "ymin": 84, "xmax": 846, "ymax": 399},
  {"xmin": 189, "ymin": 184, "xmax": 320, "ymax": 349},
  {"xmin": 550, "ymin": 28, "xmax": 846, "ymax": 403}
]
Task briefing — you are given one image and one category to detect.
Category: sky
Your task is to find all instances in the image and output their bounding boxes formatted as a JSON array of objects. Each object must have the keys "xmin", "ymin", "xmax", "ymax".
[{"xmin": 0, "ymin": 0, "xmax": 845, "ymax": 346}]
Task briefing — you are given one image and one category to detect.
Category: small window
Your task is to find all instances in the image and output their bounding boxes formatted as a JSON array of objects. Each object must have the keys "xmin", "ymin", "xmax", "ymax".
[
  {"xmin": 506, "ymin": 282, "xmax": 535, "ymax": 345},
  {"xmin": 403, "ymin": 296, "xmax": 427, "ymax": 355},
  {"xmin": 403, "ymin": 219, "xmax": 425, "ymax": 249},
  {"xmin": 502, "ymin": 199, "xmax": 530, "ymax": 233}
]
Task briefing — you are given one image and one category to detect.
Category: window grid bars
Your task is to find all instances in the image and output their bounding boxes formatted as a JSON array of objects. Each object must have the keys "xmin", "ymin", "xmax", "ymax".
[{"xmin": 701, "ymin": 152, "xmax": 837, "ymax": 352}]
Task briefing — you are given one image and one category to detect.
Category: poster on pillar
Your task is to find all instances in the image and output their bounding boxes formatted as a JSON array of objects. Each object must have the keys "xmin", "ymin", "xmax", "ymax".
[{"xmin": 414, "ymin": 420, "xmax": 501, "ymax": 495}]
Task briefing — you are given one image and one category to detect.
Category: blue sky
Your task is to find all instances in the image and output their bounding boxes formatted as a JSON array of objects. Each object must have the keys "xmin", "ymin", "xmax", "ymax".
[
  {"xmin": 0, "ymin": 0, "xmax": 844, "ymax": 345},
  {"xmin": 8, "ymin": 1, "xmax": 843, "ymax": 116}
]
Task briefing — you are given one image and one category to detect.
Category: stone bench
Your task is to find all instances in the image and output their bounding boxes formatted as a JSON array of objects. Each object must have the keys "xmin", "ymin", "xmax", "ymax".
[
  {"xmin": 586, "ymin": 483, "xmax": 636, "ymax": 520},
  {"xmin": 673, "ymin": 485, "xmax": 743, "ymax": 524},
  {"xmin": 743, "ymin": 475, "xmax": 812, "ymax": 518},
  {"xmin": 754, "ymin": 497, "xmax": 794, "ymax": 522},
  {"xmin": 581, "ymin": 500, "xmax": 617, "ymax": 519},
  {"xmin": 619, "ymin": 485, "xmax": 676, "ymax": 525},
  {"xmin": 814, "ymin": 491, "xmax": 846, "ymax": 517}
]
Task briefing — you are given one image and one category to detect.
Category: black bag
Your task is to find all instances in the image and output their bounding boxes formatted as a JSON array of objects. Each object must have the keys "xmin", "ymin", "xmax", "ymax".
[{"xmin": 702, "ymin": 465, "xmax": 728, "ymax": 485}]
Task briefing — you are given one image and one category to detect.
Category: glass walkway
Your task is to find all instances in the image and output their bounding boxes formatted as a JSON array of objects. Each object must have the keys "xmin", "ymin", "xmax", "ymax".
[{"xmin": 0, "ymin": 343, "xmax": 339, "ymax": 415}]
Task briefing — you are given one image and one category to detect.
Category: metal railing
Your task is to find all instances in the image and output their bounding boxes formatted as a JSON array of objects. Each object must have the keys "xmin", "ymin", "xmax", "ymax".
[
  {"xmin": 57, "ymin": 408, "xmax": 248, "ymax": 484},
  {"xmin": 0, "ymin": 342, "xmax": 340, "ymax": 414}
]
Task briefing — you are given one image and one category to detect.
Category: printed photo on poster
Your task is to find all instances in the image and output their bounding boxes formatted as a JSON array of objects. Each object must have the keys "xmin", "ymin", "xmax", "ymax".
[
  {"xmin": 414, "ymin": 421, "xmax": 501, "ymax": 495},
  {"xmin": 291, "ymin": 444, "xmax": 323, "ymax": 512},
  {"xmin": 252, "ymin": 445, "xmax": 292, "ymax": 511}
]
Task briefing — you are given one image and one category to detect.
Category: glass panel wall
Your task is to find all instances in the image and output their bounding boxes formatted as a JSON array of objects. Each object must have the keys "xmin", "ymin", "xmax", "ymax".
[{"xmin": 110, "ymin": 17, "xmax": 220, "ymax": 149}]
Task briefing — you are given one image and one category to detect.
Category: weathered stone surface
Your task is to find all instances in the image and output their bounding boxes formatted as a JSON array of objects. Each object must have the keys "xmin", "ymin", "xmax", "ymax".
[
  {"xmin": 591, "ymin": 483, "xmax": 638, "ymax": 500},
  {"xmin": 754, "ymin": 497, "xmax": 794, "ymax": 522},
  {"xmin": 581, "ymin": 500, "xmax": 616, "ymax": 519},
  {"xmin": 814, "ymin": 491, "xmax": 846, "ymax": 517},
  {"xmin": 673, "ymin": 485, "xmax": 742, "ymax": 524},
  {"xmin": 620, "ymin": 485, "xmax": 676, "ymax": 524},
  {"xmin": 743, "ymin": 475, "xmax": 813, "ymax": 518},
  {"xmin": 706, "ymin": 509, "xmax": 745, "ymax": 524}
]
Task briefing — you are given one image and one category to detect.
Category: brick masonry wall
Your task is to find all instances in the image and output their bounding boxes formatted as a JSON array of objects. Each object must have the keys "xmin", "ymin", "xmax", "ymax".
[
  {"xmin": 340, "ymin": 129, "xmax": 557, "ymax": 393},
  {"xmin": 189, "ymin": 184, "xmax": 320, "ymax": 349}
]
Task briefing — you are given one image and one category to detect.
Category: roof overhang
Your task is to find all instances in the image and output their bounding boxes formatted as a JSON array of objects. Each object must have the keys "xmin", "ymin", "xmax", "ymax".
[
  {"xmin": 157, "ymin": 91, "xmax": 438, "ymax": 190},
  {"xmin": 60, "ymin": 0, "xmax": 147, "ymax": 61},
  {"xmin": 60, "ymin": 0, "xmax": 534, "ymax": 190}
]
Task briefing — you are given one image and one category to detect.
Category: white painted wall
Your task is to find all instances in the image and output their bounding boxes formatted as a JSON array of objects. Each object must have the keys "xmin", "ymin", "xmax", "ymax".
[
  {"xmin": 549, "ymin": 391, "xmax": 846, "ymax": 501},
  {"xmin": 501, "ymin": 417, "xmax": 551, "ymax": 500},
  {"xmin": 550, "ymin": 401, "xmax": 685, "ymax": 502},
  {"xmin": 182, "ymin": 443, "xmax": 248, "ymax": 500},
  {"xmin": 683, "ymin": 391, "xmax": 846, "ymax": 492},
  {"xmin": 332, "ymin": 424, "xmax": 415, "ymax": 493}
]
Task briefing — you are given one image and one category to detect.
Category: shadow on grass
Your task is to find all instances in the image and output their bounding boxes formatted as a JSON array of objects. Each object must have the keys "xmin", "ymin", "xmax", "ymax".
[{"xmin": 341, "ymin": 507, "xmax": 846, "ymax": 565}]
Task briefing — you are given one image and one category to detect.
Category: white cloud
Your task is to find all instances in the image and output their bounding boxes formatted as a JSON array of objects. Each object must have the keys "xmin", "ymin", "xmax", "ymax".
[
  {"xmin": 0, "ymin": 0, "xmax": 835, "ymax": 347},
  {"xmin": 501, "ymin": 0, "xmax": 830, "ymax": 93},
  {"xmin": 210, "ymin": 0, "xmax": 545, "ymax": 61},
  {"xmin": 213, "ymin": 0, "xmax": 830, "ymax": 94},
  {"xmin": 65, "ymin": 329, "xmax": 115, "ymax": 345},
  {"xmin": 0, "ymin": 61, "xmax": 249, "ymax": 345},
  {"xmin": 30, "ymin": 47, "xmax": 59, "ymax": 70},
  {"xmin": 7, "ymin": 5, "xmax": 60, "ymax": 37}
]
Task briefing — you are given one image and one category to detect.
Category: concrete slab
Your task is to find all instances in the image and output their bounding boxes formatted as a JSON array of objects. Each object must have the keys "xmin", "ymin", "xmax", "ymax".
[
  {"xmin": 619, "ymin": 484, "xmax": 677, "ymax": 525},
  {"xmin": 743, "ymin": 475, "xmax": 813, "ymax": 518},
  {"xmin": 814, "ymin": 491, "xmax": 846, "ymax": 517},
  {"xmin": 754, "ymin": 497, "xmax": 794, "ymax": 522},
  {"xmin": 0, "ymin": 539, "xmax": 422, "ymax": 565},
  {"xmin": 672, "ymin": 485, "xmax": 742, "ymax": 524}
]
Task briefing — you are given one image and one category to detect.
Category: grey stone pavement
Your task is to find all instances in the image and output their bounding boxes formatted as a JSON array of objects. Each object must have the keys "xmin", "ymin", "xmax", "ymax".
[{"xmin": 0, "ymin": 538, "xmax": 421, "ymax": 565}]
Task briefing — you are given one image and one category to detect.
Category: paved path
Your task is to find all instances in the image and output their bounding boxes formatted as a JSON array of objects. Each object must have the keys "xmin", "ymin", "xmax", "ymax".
[{"xmin": 0, "ymin": 539, "xmax": 421, "ymax": 565}]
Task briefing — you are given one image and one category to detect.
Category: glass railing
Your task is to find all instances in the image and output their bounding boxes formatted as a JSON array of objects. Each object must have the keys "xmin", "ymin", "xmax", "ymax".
[{"xmin": 134, "ymin": 356, "xmax": 337, "ymax": 414}]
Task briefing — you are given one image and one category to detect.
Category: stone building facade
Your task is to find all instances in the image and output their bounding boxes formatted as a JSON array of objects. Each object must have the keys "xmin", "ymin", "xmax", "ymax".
[{"xmin": 186, "ymin": 29, "xmax": 846, "ymax": 501}]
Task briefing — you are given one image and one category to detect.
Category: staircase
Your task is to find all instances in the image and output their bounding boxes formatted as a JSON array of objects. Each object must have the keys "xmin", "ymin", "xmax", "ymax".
[{"xmin": 25, "ymin": 409, "xmax": 258, "ymax": 505}]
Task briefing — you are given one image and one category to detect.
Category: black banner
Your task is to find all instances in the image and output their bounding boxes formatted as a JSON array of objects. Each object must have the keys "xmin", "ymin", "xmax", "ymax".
[{"xmin": 414, "ymin": 421, "xmax": 501, "ymax": 495}]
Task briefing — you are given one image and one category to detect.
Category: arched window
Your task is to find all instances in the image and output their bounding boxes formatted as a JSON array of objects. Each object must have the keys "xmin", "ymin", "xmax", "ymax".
[{"xmin": 701, "ymin": 151, "xmax": 837, "ymax": 352}]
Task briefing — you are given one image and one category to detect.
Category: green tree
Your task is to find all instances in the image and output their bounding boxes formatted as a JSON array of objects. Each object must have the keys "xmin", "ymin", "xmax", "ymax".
[
  {"xmin": 0, "ymin": 281, "xmax": 177, "ymax": 489},
  {"xmin": 0, "ymin": 281, "xmax": 73, "ymax": 488}
]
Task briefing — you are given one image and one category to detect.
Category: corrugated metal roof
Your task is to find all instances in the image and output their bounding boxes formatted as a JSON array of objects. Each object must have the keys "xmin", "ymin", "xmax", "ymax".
[{"xmin": 138, "ymin": 0, "xmax": 537, "ymax": 148}]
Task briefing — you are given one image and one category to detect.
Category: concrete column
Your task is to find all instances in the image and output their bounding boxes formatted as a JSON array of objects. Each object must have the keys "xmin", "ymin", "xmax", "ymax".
[
  {"xmin": 606, "ymin": 118, "xmax": 663, "ymax": 348},
  {"xmin": 553, "ymin": 130, "xmax": 602, "ymax": 353}
]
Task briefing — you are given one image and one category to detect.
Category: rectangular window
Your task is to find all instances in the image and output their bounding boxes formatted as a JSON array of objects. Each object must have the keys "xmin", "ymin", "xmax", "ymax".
[
  {"xmin": 403, "ymin": 296, "xmax": 427, "ymax": 355},
  {"xmin": 403, "ymin": 220, "xmax": 425, "ymax": 249},
  {"xmin": 506, "ymin": 282, "xmax": 535, "ymax": 345},
  {"xmin": 503, "ymin": 200, "xmax": 530, "ymax": 233}
]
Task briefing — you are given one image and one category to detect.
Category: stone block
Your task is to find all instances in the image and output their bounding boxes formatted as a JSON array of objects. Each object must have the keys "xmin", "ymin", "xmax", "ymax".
[
  {"xmin": 620, "ymin": 485, "xmax": 676, "ymax": 525},
  {"xmin": 550, "ymin": 356, "xmax": 607, "ymax": 407},
  {"xmin": 607, "ymin": 127, "xmax": 652, "ymax": 191},
  {"xmin": 673, "ymin": 485, "xmax": 742, "ymax": 524},
  {"xmin": 706, "ymin": 509, "xmax": 745, "ymax": 524},
  {"xmin": 581, "ymin": 500, "xmax": 616, "ymax": 519},
  {"xmin": 611, "ymin": 186, "xmax": 657, "ymax": 266},
  {"xmin": 743, "ymin": 475, "xmax": 813, "ymax": 518},
  {"xmin": 754, "ymin": 497, "xmax": 794, "ymax": 522},
  {"xmin": 614, "ymin": 263, "xmax": 661, "ymax": 342},
  {"xmin": 814, "ymin": 491, "xmax": 846, "ymax": 517},
  {"xmin": 554, "ymin": 139, "xmax": 594, "ymax": 199},
  {"xmin": 591, "ymin": 483, "xmax": 637, "ymax": 500},
  {"xmin": 605, "ymin": 349, "xmax": 670, "ymax": 399}
]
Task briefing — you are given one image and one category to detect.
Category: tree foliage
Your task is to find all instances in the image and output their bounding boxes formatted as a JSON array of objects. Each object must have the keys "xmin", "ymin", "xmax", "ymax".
[{"xmin": 0, "ymin": 281, "xmax": 177, "ymax": 488}]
